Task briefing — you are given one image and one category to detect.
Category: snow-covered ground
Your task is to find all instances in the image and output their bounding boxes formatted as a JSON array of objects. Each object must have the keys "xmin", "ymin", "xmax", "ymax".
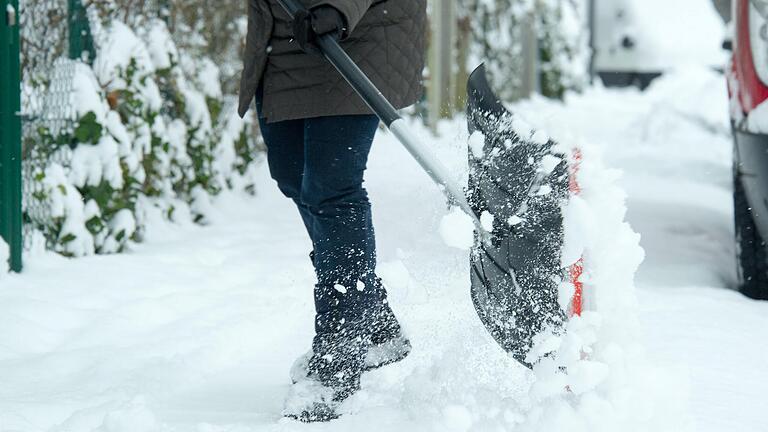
[
  {"xmin": 2, "ymin": 66, "xmax": 767, "ymax": 432},
  {"xmin": 517, "ymin": 67, "xmax": 767, "ymax": 432}
]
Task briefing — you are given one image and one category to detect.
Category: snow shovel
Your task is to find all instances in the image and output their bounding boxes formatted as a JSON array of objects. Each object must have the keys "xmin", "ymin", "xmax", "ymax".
[
  {"xmin": 466, "ymin": 65, "xmax": 573, "ymax": 368},
  {"xmin": 275, "ymin": 0, "xmax": 573, "ymax": 369}
]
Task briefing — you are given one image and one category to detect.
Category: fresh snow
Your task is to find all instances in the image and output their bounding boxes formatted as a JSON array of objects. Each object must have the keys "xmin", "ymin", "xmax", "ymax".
[
  {"xmin": 479, "ymin": 211, "xmax": 494, "ymax": 233},
  {"xmin": 71, "ymin": 62, "xmax": 110, "ymax": 122},
  {"xmin": 515, "ymin": 66, "xmax": 762, "ymax": 432},
  {"xmin": 439, "ymin": 207, "xmax": 475, "ymax": 250},
  {"xmin": 1, "ymin": 66, "xmax": 766, "ymax": 432},
  {"xmin": 468, "ymin": 131, "xmax": 485, "ymax": 159},
  {"xmin": 746, "ymin": 99, "xmax": 768, "ymax": 133},
  {"xmin": 142, "ymin": 19, "xmax": 179, "ymax": 71},
  {"xmin": 92, "ymin": 20, "xmax": 156, "ymax": 93}
]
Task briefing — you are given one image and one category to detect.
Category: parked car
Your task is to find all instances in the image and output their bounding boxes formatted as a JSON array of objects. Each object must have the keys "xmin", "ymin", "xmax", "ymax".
[
  {"xmin": 729, "ymin": 0, "xmax": 768, "ymax": 300},
  {"xmin": 593, "ymin": 0, "xmax": 727, "ymax": 89}
]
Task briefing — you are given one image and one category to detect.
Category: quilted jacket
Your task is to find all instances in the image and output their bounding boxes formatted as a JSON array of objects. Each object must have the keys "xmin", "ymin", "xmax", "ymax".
[{"xmin": 237, "ymin": 0, "xmax": 427, "ymax": 123}]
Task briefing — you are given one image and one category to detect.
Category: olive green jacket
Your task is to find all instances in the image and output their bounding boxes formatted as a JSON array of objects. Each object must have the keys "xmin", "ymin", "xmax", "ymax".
[{"xmin": 238, "ymin": 0, "xmax": 426, "ymax": 123}]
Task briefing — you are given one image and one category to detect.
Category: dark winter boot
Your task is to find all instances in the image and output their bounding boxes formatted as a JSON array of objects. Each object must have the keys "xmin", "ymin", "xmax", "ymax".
[
  {"xmin": 283, "ymin": 327, "xmax": 369, "ymax": 422},
  {"xmin": 289, "ymin": 301, "xmax": 411, "ymax": 384}
]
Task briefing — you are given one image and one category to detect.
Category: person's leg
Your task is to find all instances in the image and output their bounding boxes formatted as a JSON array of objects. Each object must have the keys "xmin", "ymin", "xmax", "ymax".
[
  {"xmin": 255, "ymin": 91, "xmax": 316, "ymax": 244},
  {"xmin": 300, "ymin": 114, "xmax": 387, "ymax": 334},
  {"xmin": 285, "ymin": 115, "xmax": 409, "ymax": 421}
]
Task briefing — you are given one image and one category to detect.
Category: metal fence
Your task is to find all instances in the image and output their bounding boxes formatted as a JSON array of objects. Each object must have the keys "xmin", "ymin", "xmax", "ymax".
[
  {"xmin": 1, "ymin": 0, "xmax": 213, "ymax": 271},
  {"xmin": 1, "ymin": 0, "xmax": 23, "ymax": 272},
  {"xmin": 1, "ymin": 0, "xmax": 96, "ymax": 271}
]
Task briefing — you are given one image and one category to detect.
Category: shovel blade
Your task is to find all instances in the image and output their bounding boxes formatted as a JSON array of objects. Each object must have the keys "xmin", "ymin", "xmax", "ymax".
[{"xmin": 466, "ymin": 64, "xmax": 570, "ymax": 368}]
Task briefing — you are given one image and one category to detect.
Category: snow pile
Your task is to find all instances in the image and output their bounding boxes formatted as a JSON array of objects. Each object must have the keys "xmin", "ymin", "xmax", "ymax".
[
  {"xmin": 645, "ymin": 66, "xmax": 731, "ymax": 134},
  {"xmin": 430, "ymin": 118, "xmax": 688, "ymax": 431},
  {"xmin": 747, "ymin": 102, "xmax": 768, "ymax": 133},
  {"xmin": 522, "ymin": 140, "xmax": 690, "ymax": 431}
]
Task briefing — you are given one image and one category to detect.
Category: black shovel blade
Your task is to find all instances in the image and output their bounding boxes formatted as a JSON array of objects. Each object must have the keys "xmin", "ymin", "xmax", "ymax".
[{"xmin": 466, "ymin": 64, "xmax": 570, "ymax": 368}]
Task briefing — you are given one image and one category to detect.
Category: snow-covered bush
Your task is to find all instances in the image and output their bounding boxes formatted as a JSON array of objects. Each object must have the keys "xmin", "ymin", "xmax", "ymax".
[
  {"xmin": 460, "ymin": 0, "xmax": 590, "ymax": 100},
  {"xmin": 537, "ymin": 0, "xmax": 590, "ymax": 98},
  {"xmin": 22, "ymin": 9, "xmax": 260, "ymax": 257},
  {"xmin": 90, "ymin": 0, "xmax": 248, "ymax": 93}
]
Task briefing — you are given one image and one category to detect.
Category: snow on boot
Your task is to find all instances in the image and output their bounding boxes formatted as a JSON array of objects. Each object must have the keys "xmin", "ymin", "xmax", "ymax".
[
  {"xmin": 282, "ymin": 378, "xmax": 338, "ymax": 422},
  {"xmin": 283, "ymin": 328, "xmax": 369, "ymax": 422},
  {"xmin": 290, "ymin": 334, "xmax": 411, "ymax": 383},
  {"xmin": 364, "ymin": 332, "xmax": 411, "ymax": 371},
  {"xmin": 290, "ymin": 302, "xmax": 410, "ymax": 383},
  {"xmin": 289, "ymin": 351, "xmax": 316, "ymax": 385}
]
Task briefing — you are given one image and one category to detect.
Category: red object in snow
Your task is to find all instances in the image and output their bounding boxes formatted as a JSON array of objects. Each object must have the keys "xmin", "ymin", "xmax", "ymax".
[
  {"xmin": 569, "ymin": 148, "xmax": 584, "ymax": 317},
  {"xmin": 734, "ymin": 0, "xmax": 768, "ymax": 114}
]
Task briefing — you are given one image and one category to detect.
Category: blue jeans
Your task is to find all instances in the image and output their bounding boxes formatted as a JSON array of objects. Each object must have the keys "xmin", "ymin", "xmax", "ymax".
[{"xmin": 256, "ymin": 92, "xmax": 387, "ymax": 334}]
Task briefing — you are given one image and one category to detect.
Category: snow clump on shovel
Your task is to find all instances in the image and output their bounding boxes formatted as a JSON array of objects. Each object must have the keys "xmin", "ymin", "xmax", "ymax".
[{"xmin": 439, "ymin": 207, "xmax": 475, "ymax": 250}]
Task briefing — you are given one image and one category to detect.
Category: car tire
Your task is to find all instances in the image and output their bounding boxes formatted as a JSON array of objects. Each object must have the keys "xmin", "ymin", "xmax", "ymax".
[{"xmin": 734, "ymin": 170, "xmax": 768, "ymax": 300}]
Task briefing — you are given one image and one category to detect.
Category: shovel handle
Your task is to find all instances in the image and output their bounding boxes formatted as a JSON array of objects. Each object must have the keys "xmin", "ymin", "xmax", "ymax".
[{"xmin": 274, "ymin": 0, "xmax": 482, "ymax": 228}]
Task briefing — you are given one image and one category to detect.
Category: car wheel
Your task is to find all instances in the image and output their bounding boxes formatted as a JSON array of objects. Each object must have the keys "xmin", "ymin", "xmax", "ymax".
[{"xmin": 734, "ymin": 170, "xmax": 768, "ymax": 300}]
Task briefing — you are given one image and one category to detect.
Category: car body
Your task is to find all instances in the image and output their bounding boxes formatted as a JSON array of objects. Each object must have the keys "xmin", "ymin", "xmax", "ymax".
[{"xmin": 729, "ymin": 0, "xmax": 768, "ymax": 299}]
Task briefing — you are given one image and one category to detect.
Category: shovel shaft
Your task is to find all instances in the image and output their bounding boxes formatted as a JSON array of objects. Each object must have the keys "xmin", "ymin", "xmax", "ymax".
[{"xmin": 275, "ymin": 0, "xmax": 480, "ymax": 225}]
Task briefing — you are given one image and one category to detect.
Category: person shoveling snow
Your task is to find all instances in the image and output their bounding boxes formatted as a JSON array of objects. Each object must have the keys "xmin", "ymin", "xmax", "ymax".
[
  {"xmin": 238, "ymin": 0, "xmax": 424, "ymax": 422},
  {"xmin": 239, "ymin": 0, "xmax": 583, "ymax": 422}
]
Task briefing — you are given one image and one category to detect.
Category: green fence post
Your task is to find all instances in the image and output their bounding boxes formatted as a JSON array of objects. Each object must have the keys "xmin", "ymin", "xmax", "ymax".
[
  {"xmin": 68, "ymin": 0, "xmax": 95, "ymax": 63},
  {"xmin": 0, "ymin": 0, "xmax": 23, "ymax": 272}
]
